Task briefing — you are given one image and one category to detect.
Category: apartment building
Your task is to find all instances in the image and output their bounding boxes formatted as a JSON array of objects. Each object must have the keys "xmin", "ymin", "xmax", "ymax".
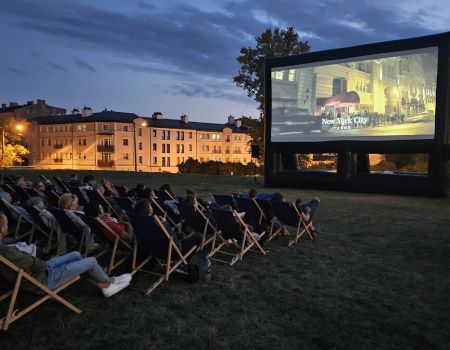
[
  {"xmin": 0, "ymin": 99, "xmax": 66, "ymax": 122},
  {"xmin": 24, "ymin": 109, "xmax": 252, "ymax": 172}
]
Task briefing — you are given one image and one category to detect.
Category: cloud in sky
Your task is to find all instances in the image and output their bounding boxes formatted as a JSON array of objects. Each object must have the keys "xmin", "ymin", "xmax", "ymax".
[{"xmin": 0, "ymin": 0, "xmax": 448, "ymax": 121}]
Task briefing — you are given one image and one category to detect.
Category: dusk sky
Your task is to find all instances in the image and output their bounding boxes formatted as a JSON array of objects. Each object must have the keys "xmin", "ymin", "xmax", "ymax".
[{"xmin": 0, "ymin": 0, "xmax": 449, "ymax": 123}]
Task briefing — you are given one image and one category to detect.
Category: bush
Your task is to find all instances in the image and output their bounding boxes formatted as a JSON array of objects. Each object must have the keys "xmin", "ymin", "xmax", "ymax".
[{"xmin": 178, "ymin": 158, "xmax": 263, "ymax": 176}]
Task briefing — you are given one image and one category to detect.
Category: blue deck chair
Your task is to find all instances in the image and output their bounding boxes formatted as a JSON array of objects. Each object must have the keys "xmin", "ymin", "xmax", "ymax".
[
  {"xmin": 84, "ymin": 190, "xmax": 121, "ymax": 219},
  {"xmin": 210, "ymin": 194, "xmax": 237, "ymax": 210},
  {"xmin": 115, "ymin": 185, "xmax": 128, "ymax": 197},
  {"xmin": 127, "ymin": 212, "xmax": 197, "ymax": 295},
  {"xmin": 0, "ymin": 199, "xmax": 36, "ymax": 243},
  {"xmin": 68, "ymin": 187, "xmax": 89, "ymax": 206},
  {"xmin": 44, "ymin": 190, "xmax": 60, "ymax": 208},
  {"xmin": 46, "ymin": 208, "xmax": 90, "ymax": 256},
  {"xmin": 210, "ymin": 207, "xmax": 266, "ymax": 266},
  {"xmin": 114, "ymin": 196, "xmax": 135, "ymax": 213},
  {"xmin": 234, "ymin": 197, "xmax": 266, "ymax": 229},
  {"xmin": 177, "ymin": 203, "xmax": 224, "ymax": 254},
  {"xmin": 271, "ymin": 201, "xmax": 314, "ymax": 246}
]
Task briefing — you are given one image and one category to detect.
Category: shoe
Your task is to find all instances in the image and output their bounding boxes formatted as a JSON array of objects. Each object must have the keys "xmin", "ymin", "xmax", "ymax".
[
  {"xmin": 102, "ymin": 281, "xmax": 130, "ymax": 297},
  {"xmin": 113, "ymin": 273, "xmax": 132, "ymax": 284},
  {"xmin": 235, "ymin": 212, "xmax": 246, "ymax": 219},
  {"xmin": 175, "ymin": 265, "xmax": 189, "ymax": 275}
]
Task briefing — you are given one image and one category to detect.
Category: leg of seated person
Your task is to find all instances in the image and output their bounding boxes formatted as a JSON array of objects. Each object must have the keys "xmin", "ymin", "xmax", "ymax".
[
  {"xmin": 45, "ymin": 255, "xmax": 110, "ymax": 290},
  {"xmin": 46, "ymin": 251, "xmax": 83, "ymax": 269},
  {"xmin": 304, "ymin": 198, "xmax": 320, "ymax": 217}
]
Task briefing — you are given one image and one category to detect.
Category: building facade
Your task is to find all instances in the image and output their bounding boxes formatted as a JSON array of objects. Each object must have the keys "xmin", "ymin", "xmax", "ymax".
[
  {"xmin": 0, "ymin": 99, "xmax": 66, "ymax": 122},
  {"xmin": 24, "ymin": 109, "xmax": 252, "ymax": 172}
]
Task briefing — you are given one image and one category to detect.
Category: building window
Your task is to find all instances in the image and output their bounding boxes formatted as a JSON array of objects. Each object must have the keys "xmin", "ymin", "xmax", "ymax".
[
  {"xmin": 138, "ymin": 142, "xmax": 142, "ymax": 150},
  {"xmin": 123, "ymin": 125, "xmax": 129, "ymax": 132},
  {"xmin": 167, "ymin": 144, "xmax": 170, "ymax": 153},
  {"xmin": 181, "ymin": 131, "xmax": 184, "ymax": 140},
  {"xmin": 78, "ymin": 153, "xmax": 82, "ymax": 159},
  {"xmin": 152, "ymin": 129, "xmax": 157, "ymax": 137},
  {"xmin": 83, "ymin": 153, "xmax": 87, "ymax": 160},
  {"xmin": 152, "ymin": 157, "xmax": 157, "ymax": 164},
  {"xmin": 180, "ymin": 144, "xmax": 184, "ymax": 153},
  {"xmin": 167, "ymin": 130, "xmax": 170, "ymax": 140},
  {"xmin": 102, "ymin": 124, "xmax": 109, "ymax": 131},
  {"xmin": 138, "ymin": 128, "xmax": 142, "ymax": 136},
  {"xmin": 123, "ymin": 139, "xmax": 129, "ymax": 146},
  {"xmin": 41, "ymin": 139, "xmax": 44, "ymax": 146},
  {"xmin": 152, "ymin": 143, "xmax": 157, "ymax": 151},
  {"xmin": 177, "ymin": 144, "xmax": 180, "ymax": 153},
  {"xmin": 162, "ymin": 144, "xmax": 166, "ymax": 153},
  {"xmin": 188, "ymin": 144, "xmax": 192, "ymax": 151},
  {"xmin": 162, "ymin": 157, "xmax": 166, "ymax": 167},
  {"xmin": 48, "ymin": 139, "xmax": 51, "ymax": 146},
  {"xmin": 138, "ymin": 156, "xmax": 143, "ymax": 164},
  {"xmin": 83, "ymin": 139, "xmax": 86, "ymax": 146},
  {"xmin": 189, "ymin": 131, "xmax": 193, "ymax": 139},
  {"xmin": 162, "ymin": 130, "xmax": 166, "ymax": 140},
  {"xmin": 176, "ymin": 131, "xmax": 180, "ymax": 140},
  {"xmin": 123, "ymin": 153, "xmax": 129, "ymax": 160},
  {"xmin": 167, "ymin": 157, "xmax": 170, "ymax": 166}
]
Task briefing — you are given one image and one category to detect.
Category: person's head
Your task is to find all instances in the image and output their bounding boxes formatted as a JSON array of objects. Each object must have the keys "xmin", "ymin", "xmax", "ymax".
[
  {"xmin": 33, "ymin": 180, "xmax": 46, "ymax": 191},
  {"xmin": 272, "ymin": 192, "xmax": 285, "ymax": 202},
  {"xmin": 27, "ymin": 196, "xmax": 45, "ymax": 210},
  {"xmin": 0, "ymin": 211, "xmax": 8, "ymax": 240},
  {"xmin": 0, "ymin": 192, "xmax": 13, "ymax": 204},
  {"xmin": 159, "ymin": 184, "xmax": 175, "ymax": 197},
  {"xmin": 70, "ymin": 174, "xmax": 78, "ymax": 180},
  {"xmin": 84, "ymin": 201, "xmax": 101, "ymax": 218},
  {"xmin": 136, "ymin": 183, "xmax": 145, "ymax": 190},
  {"xmin": 83, "ymin": 175, "xmax": 96, "ymax": 186},
  {"xmin": 183, "ymin": 195, "xmax": 196, "ymax": 206},
  {"xmin": 58, "ymin": 193, "xmax": 79, "ymax": 210},
  {"xmin": 248, "ymin": 188, "xmax": 257, "ymax": 199},
  {"xmin": 15, "ymin": 177, "xmax": 26, "ymax": 188},
  {"xmin": 295, "ymin": 198, "xmax": 302, "ymax": 208},
  {"xmin": 186, "ymin": 188, "xmax": 196, "ymax": 197},
  {"xmin": 45, "ymin": 183, "xmax": 56, "ymax": 192},
  {"xmin": 221, "ymin": 204, "xmax": 233, "ymax": 212},
  {"xmin": 134, "ymin": 199, "xmax": 153, "ymax": 216}
]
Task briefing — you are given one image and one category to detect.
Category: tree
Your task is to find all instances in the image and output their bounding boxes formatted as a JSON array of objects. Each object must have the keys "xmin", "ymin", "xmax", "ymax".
[
  {"xmin": 0, "ymin": 117, "xmax": 30, "ymax": 166},
  {"xmin": 234, "ymin": 27, "xmax": 310, "ymax": 115},
  {"xmin": 240, "ymin": 115, "xmax": 264, "ymax": 163}
]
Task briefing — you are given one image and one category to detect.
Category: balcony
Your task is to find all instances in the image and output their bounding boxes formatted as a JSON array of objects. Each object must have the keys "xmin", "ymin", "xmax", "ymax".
[
  {"xmin": 53, "ymin": 158, "xmax": 63, "ymax": 163},
  {"xmin": 97, "ymin": 145, "xmax": 115, "ymax": 152},
  {"xmin": 97, "ymin": 159, "xmax": 114, "ymax": 167},
  {"xmin": 53, "ymin": 144, "xmax": 64, "ymax": 149}
]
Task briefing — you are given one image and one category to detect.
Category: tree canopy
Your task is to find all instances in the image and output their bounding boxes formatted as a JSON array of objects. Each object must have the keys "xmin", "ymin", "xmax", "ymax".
[{"xmin": 233, "ymin": 27, "xmax": 310, "ymax": 115}]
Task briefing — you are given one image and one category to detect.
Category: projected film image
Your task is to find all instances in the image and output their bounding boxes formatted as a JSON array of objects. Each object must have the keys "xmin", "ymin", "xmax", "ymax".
[{"xmin": 271, "ymin": 47, "xmax": 438, "ymax": 142}]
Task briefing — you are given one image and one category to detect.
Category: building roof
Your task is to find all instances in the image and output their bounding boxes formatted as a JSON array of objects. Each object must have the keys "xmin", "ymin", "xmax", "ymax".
[
  {"xmin": 31, "ymin": 111, "xmax": 140, "ymax": 124},
  {"xmin": 31, "ymin": 111, "xmax": 248, "ymax": 133}
]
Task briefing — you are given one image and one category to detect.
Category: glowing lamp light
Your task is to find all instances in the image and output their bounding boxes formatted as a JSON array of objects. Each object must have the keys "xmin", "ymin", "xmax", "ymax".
[
  {"xmin": 140, "ymin": 122, "xmax": 148, "ymax": 127},
  {"xmin": 16, "ymin": 124, "xmax": 24, "ymax": 132}
]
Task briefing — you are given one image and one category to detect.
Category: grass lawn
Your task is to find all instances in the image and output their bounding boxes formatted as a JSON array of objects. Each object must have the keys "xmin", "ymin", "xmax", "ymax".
[{"xmin": 1, "ymin": 169, "xmax": 450, "ymax": 349}]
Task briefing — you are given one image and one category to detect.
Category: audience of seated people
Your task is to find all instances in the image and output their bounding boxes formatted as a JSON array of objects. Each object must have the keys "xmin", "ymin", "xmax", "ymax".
[{"xmin": 81, "ymin": 175, "xmax": 96, "ymax": 191}]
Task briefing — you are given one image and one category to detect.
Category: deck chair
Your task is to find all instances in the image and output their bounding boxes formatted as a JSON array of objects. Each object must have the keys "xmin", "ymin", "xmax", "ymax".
[
  {"xmin": 234, "ymin": 197, "xmax": 267, "ymax": 229},
  {"xmin": 44, "ymin": 190, "xmax": 60, "ymax": 208},
  {"xmin": 210, "ymin": 207, "xmax": 266, "ymax": 266},
  {"xmin": 46, "ymin": 208, "xmax": 90, "ymax": 256},
  {"xmin": 271, "ymin": 201, "xmax": 314, "ymax": 246},
  {"xmin": 13, "ymin": 186, "xmax": 31, "ymax": 202},
  {"xmin": 114, "ymin": 197, "xmax": 135, "ymax": 213},
  {"xmin": 0, "ymin": 200, "xmax": 37, "ymax": 243},
  {"xmin": 177, "ymin": 203, "xmax": 223, "ymax": 253},
  {"xmin": 84, "ymin": 190, "xmax": 121, "ymax": 219},
  {"xmin": 127, "ymin": 213, "xmax": 197, "ymax": 295},
  {"xmin": 210, "ymin": 194, "xmax": 237, "ymax": 209},
  {"xmin": 69, "ymin": 187, "xmax": 89, "ymax": 206},
  {"xmin": 255, "ymin": 199, "xmax": 284, "ymax": 241},
  {"xmin": 90, "ymin": 216, "xmax": 133, "ymax": 273},
  {"xmin": 75, "ymin": 213, "xmax": 110, "ymax": 260},
  {"xmin": 0, "ymin": 255, "xmax": 81, "ymax": 331},
  {"xmin": 115, "ymin": 186, "xmax": 129, "ymax": 197},
  {"xmin": 52, "ymin": 176, "xmax": 70, "ymax": 193},
  {"xmin": 150, "ymin": 197, "xmax": 178, "ymax": 228},
  {"xmin": 25, "ymin": 205, "xmax": 61, "ymax": 254}
]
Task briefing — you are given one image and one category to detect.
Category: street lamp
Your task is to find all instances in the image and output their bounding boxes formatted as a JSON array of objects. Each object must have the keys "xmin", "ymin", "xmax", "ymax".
[{"xmin": 1, "ymin": 122, "xmax": 25, "ymax": 166}]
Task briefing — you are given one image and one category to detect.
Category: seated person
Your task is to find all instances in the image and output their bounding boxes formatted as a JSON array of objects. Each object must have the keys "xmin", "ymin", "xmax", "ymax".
[
  {"xmin": 101, "ymin": 178, "xmax": 119, "ymax": 197},
  {"xmin": 295, "ymin": 197, "xmax": 320, "ymax": 219},
  {"xmin": 84, "ymin": 201, "xmax": 133, "ymax": 243},
  {"xmin": 220, "ymin": 204, "xmax": 266, "ymax": 244},
  {"xmin": 58, "ymin": 193, "xmax": 96, "ymax": 250},
  {"xmin": 15, "ymin": 176, "xmax": 27, "ymax": 188},
  {"xmin": 81, "ymin": 175, "xmax": 96, "ymax": 191},
  {"xmin": 32, "ymin": 180, "xmax": 48, "ymax": 200},
  {"xmin": 0, "ymin": 212, "xmax": 131, "ymax": 297},
  {"xmin": 26, "ymin": 196, "xmax": 58, "ymax": 231},
  {"xmin": 0, "ymin": 191, "xmax": 33, "ymax": 222},
  {"xmin": 68, "ymin": 174, "xmax": 82, "ymax": 187},
  {"xmin": 93, "ymin": 184, "xmax": 122, "ymax": 215}
]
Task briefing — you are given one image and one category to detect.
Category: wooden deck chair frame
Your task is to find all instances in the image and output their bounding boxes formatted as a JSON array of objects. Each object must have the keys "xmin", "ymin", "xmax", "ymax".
[
  {"xmin": 210, "ymin": 193, "xmax": 237, "ymax": 209},
  {"xmin": 129, "ymin": 214, "xmax": 197, "ymax": 295},
  {"xmin": 150, "ymin": 197, "xmax": 178, "ymax": 228},
  {"xmin": 272, "ymin": 201, "xmax": 314, "ymax": 246},
  {"xmin": 0, "ymin": 255, "xmax": 81, "ymax": 331},
  {"xmin": 52, "ymin": 176, "xmax": 70, "ymax": 193},
  {"xmin": 210, "ymin": 208, "xmax": 267, "ymax": 266},
  {"xmin": 85, "ymin": 189, "xmax": 121, "ymax": 220},
  {"xmin": 94, "ymin": 217, "xmax": 133, "ymax": 274},
  {"xmin": 177, "ymin": 203, "xmax": 224, "ymax": 254},
  {"xmin": 0, "ymin": 199, "xmax": 41, "ymax": 243}
]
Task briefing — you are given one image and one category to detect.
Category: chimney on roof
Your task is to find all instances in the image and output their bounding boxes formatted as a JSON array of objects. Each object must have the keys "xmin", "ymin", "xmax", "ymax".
[
  {"xmin": 227, "ymin": 115, "xmax": 235, "ymax": 124},
  {"xmin": 72, "ymin": 108, "xmax": 80, "ymax": 115},
  {"xmin": 180, "ymin": 114, "xmax": 188, "ymax": 124},
  {"xmin": 37, "ymin": 99, "xmax": 45, "ymax": 105},
  {"xmin": 9, "ymin": 102, "xmax": 18, "ymax": 107},
  {"xmin": 27, "ymin": 100, "xmax": 34, "ymax": 105},
  {"xmin": 235, "ymin": 119, "xmax": 242, "ymax": 128},
  {"xmin": 81, "ymin": 106, "xmax": 93, "ymax": 117},
  {"xmin": 152, "ymin": 112, "xmax": 164, "ymax": 119}
]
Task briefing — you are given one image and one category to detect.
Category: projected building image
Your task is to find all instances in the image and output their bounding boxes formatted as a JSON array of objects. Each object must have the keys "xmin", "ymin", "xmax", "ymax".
[{"xmin": 271, "ymin": 47, "xmax": 438, "ymax": 142}]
